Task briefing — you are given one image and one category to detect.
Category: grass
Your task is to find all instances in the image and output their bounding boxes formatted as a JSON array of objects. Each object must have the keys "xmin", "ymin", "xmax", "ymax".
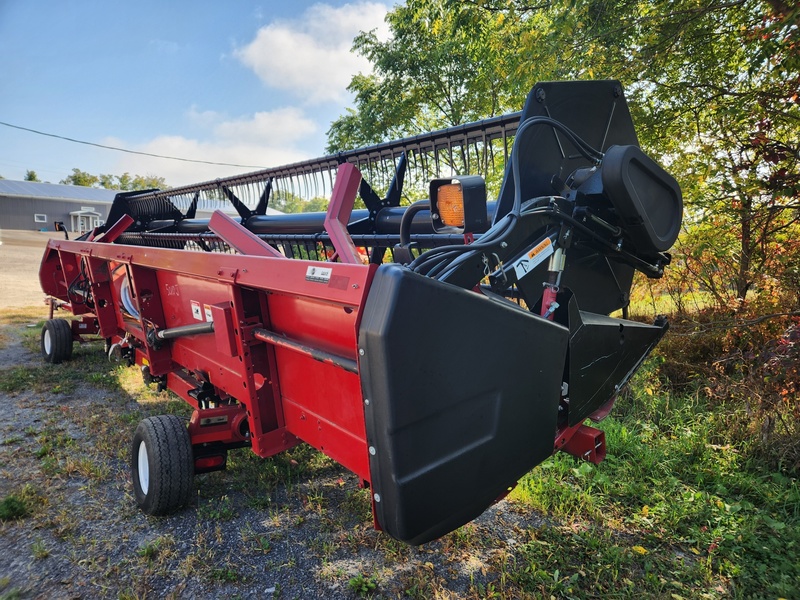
[
  {"xmin": 1, "ymin": 304, "xmax": 797, "ymax": 598},
  {"xmin": 31, "ymin": 539, "xmax": 49, "ymax": 560},
  {"xmin": 348, "ymin": 573, "xmax": 378, "ymax": 596},
  {"xmin": 0, "ymin": 495, "xmax": 28, "ymax": 521},
  {"xmin": 0, "ymin": 485, "xmax": 44, "ymax": 522},
  {"xmin": 502, "ymin": 366, "xmax": 800, "ymax": 599},
  {"xmin": 136, "ymin": 534, "xmax": 176, "ymax": 563}
]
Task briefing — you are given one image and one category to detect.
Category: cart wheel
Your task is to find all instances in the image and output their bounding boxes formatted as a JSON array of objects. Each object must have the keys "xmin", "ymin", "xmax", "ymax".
[
  {"xmin": 41, "ymin": 318, "xmax": 74, "ymax": 364},
  {"xmin": 131, "ymin": 415, "xmax": 194, "ymax": 515}
]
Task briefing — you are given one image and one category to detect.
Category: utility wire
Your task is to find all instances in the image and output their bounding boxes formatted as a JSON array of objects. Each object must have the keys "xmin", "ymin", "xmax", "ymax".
[{"xmin": 0, "ymin": 120, "xmax": 268, "ymax": 169}]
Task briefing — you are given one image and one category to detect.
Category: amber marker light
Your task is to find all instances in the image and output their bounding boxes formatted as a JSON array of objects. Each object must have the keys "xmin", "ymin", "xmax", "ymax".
[{"xmin": 429, "ymin": 175, "xmax": 488, "ymax": 234}]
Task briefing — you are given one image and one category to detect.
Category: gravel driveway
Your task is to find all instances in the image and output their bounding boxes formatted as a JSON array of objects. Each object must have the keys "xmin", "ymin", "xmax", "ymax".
[
  {"xmin": 0, "ymin": 230, "xmax": 63, "ymax": 309},
  {"xmin": 0, "ymin": 231, "xmax": 543, "ymax": 599}
]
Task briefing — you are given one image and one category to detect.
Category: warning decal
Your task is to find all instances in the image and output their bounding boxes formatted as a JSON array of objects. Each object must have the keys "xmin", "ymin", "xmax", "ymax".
[
  {"xmin": 511, "ymin": 238, "xmax": 554, "ymax": 281},
  {"xmin": 305, "ymin": 265, "xmax": 333, "ymax": 284},
  {"xmin": 191, "ymin": 301, "xmax": 203, "ymax": 321}
]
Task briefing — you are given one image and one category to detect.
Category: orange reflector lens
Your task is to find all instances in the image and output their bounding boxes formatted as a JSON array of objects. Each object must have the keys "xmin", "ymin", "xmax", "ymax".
[{"xmin": 437, "ymin": 183, "xmax": 465, "ymax": 227}]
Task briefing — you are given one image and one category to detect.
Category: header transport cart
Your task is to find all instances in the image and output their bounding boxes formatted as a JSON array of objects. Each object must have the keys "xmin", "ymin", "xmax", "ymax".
[{"xmin": 39, "ymin": 81, "xmax": 682, "ymax": 544}]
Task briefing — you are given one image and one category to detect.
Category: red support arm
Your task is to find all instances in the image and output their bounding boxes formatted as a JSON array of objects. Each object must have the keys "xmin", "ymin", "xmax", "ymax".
[
  {"xmin": 92, "ymin": 214, "xmax": 135, "ymax": 244},
  {"xmin": 209, "ymin": 210, "xmax": 284, "ymax": 258},
  {"xmin": 324, "ymin": 163, "xmax": 363, "ymax": 264}
]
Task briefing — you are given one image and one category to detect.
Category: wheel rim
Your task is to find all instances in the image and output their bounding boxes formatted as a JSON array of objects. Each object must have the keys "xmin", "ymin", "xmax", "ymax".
[
  {"xmin": 43, "ymin": 329, "xmax": 52, "ymax": 355},
  {"xmin": 137, "ymin": 441, "xmax": 150, "ymax": 495}
]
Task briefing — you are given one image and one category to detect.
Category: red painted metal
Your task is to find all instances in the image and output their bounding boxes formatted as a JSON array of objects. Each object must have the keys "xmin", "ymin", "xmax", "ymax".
[
  {"xmin": 38, "ymin": 223, "xmax": 603, "ymax": 529},
  {"xmin": 324, "ymin": 163, "xmax": 363, "ymax": 265},
  {"xmin": 33, "ymin": 167, "xmax": 610, "ymax": 536},
  {"xmin": 562, "ymin": 425, "xmax": 607, "ymax": 464},
  {"xmin": 37, "ymin": 217, "xmax": 376, "ymax": 479},
  {"xmin": 209, "ymin": 210, "xmax": 284, "ymax": 258},
  {"xmin": 540, "ymin": 285, "xmax": 558, "ymax": 320},
  {"xmin": 70, "ymin": 316, "xmax": 99, "ymax": 338},
  {"xmin": 92, "ymin": 214, "xmax": 135, "ymax": 244},
  {"xmin": 188, "ymin": 404, "xmax": 249, "ymax": 445}
]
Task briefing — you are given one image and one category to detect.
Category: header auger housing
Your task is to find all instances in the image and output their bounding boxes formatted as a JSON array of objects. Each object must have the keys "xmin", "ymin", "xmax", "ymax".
[{"xmin": 39, "ymin": 80, "xmax": 681, "ymax": 544}]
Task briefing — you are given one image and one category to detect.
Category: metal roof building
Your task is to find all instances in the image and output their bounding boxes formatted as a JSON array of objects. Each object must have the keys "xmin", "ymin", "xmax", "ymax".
[{"xmin": 0, "ymin": 180, "xmax": 118, "ymax": 233}]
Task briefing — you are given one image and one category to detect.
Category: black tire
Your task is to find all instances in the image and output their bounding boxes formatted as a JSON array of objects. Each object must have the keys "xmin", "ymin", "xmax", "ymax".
[
  {"xmin": 41, "ymin": 318, "xmax": 74, "ymax": 364},
  {"xmin": 131, "ymin": 415, "xmax": 194, "ymax": 515}
]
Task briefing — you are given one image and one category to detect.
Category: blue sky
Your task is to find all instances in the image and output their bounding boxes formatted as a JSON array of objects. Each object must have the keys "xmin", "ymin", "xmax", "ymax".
[{"xmin": 0, "ymin": 1, "xmax": 391, "ymax": 186}]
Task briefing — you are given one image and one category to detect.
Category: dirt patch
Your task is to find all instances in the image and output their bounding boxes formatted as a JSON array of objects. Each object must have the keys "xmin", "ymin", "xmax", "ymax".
[{"xmin": 0, "ymin": 230, "xmax": 62, "ymax": 309}]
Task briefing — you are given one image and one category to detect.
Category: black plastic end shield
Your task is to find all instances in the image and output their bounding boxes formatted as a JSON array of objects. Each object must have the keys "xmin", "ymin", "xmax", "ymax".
[
  {"xmin": 601, "ymin": 145, "xmax": 683, "ymax": 254},
  {"xmin": 358, "ymin": 265, "xmax": 569, "ymax": 545},
  {"xmin": 567, "ymin": 297, "xmax": 669, "ymax": 425}
]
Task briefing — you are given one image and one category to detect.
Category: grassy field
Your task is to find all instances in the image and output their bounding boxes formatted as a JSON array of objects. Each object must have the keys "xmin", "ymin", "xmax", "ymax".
[{"xmin": 1, "ymin": 305, "xmax": 798, "ymax": 599}]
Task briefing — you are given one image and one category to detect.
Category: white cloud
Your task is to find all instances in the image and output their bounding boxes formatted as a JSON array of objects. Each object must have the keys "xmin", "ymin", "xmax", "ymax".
[
  {"xmin": 214, "ymin": 107, "xmax": 316, "ymax": 145},
  {"xmin": 235, "ymin": 2, "xmax": 390, "ymax": 105},
  {"xmin": 105, "ymin": 107, "xmax": 317, "ymax": 186}
]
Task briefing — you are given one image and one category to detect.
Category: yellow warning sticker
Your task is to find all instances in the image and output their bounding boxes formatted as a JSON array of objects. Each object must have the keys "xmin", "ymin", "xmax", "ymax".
[
  {"xmin": 527, "ymin": 237, "xmax": 552, "ymax": 259},
  {"xmin": 512, "ymin": 237, "xmax": 554, "ymax": 280}
]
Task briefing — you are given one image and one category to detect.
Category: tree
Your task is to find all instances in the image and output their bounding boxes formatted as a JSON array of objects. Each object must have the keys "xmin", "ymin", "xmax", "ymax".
[
  {"xmin": 326, "ymin": 0, "xmax": 523, "ymax": 152},
  {"xmin": 98, "ymin": 172, "xmax": 167, "ymax": 191},
  {"xmin": 544, "ymin": 0, "xmax": 798, "ymax": 306},
  {"xmin": 60, "ymin": 168, "xmax": 168, "ymax": 191},
  {"xmin": 520, "ymin": 0, "xmax": 800, "ymax": 306},
  {"xmin": 24, "ymin": 170, "xmax": 41, "ymax": 182},
  {"xmin": 271, "ymin": 190, "xmax": 329, "ymax": 214},
  {"xmin": 332, "ymin": 0, "xmax": 799, "ymax": 307},
  {"xmin": 60, "ymin": 168, "xmax": 99, "ymax": 187},
  {"xmin": 129, "ymin": 174, "xmax": 167, "ymax": 191}
]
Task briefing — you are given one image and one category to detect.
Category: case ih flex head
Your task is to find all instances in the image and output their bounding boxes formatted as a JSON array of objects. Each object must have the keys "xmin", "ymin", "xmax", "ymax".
[{"xmin": 39, "ymin": 81, "xmax": 682, "ymax": 544}]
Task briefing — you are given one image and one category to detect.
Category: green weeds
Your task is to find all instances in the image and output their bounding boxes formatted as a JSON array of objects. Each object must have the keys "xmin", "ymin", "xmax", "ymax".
[
  {"xmin": 0, "ymin": 495, "xmax": 28, "ymax": 521},
  {"xmin": 31, "ymin": 539, "xmax": 49, "ymax": 560},
  {"xmin": 506, "ymin": 361, "xmax": 800, "ymax": 598},
  {"xmin": 0, "ymin": 485, "xmax": 43, "ymax": 521},
  {"xmin": 136, "ymin": 535, "xmax": 176, "ymax": 563},
  {"xmin": 348, "ymin": 573, "xmax": 378, "ymax": 597}
]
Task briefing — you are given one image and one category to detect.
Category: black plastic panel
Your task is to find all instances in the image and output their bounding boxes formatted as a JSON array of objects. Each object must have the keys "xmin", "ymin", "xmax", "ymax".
[
  {"xmin": 565, "ymin": 295, "xmax": 668, "ymax": 425},
  {"xmin": 358, "ymin": 265, "xmax": 569, "ymax": 544},
  {"xmin": 601, "ymin": 145, "xmax": 683, "ymax": 254},
  {"xmin": 494, "ymin": 80, "xmax": 639, "ymax": 223}
]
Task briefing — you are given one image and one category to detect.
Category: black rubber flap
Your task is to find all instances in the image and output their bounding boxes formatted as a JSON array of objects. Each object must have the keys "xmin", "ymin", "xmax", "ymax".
[
  {"xmin": 601, "ymin": 145, "xmax": 683, "ymax": 254},
  {"xmin": 358, "ymin": 265, "xmax": 569, "ymax": 544}
]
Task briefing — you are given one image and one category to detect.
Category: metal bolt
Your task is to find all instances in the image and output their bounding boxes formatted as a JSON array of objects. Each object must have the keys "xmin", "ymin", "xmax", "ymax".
[
  {"xmin": 364, "ymin": 398, "xmax": 370, "ymax": 406},
  {"xmin": 369, "ymin": 446, "xmax": 376, "ymax": 455},
  {"xmin": 359, "ymin": 348, "xmax": 365, "ymax": 356},
  {"xmin": 373, "ymin": 493, "xmax": 381, "ymax": 502},
  {"xmin": 614, "ymin": 85, "xmax": 622, "ymax": 98},
  {"xmin": 500, "ymin": 242, "xmax": 508, "ymax": 248},
  {"xmin": 535, "ymin": 88, "xmax": 546, "ymax": 103},
  {"xmin": 352, "ymin": 283, "xmax": 359, "ymax": 289}
]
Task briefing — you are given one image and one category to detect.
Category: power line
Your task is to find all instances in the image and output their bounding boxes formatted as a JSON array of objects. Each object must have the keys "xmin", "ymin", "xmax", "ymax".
[{"xmin": 0, "ymin": 120, "xmax": 268, "ymax": 169}]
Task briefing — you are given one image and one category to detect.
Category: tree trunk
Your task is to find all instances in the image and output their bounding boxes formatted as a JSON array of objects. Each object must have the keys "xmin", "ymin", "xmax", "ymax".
[{"xmin": 736, "ymin": 194, "xmax": 753, "ymax": 304}]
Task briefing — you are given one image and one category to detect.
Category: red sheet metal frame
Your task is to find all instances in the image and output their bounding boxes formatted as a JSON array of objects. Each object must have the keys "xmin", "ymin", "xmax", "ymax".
[{"xmin": 38, "ymin": 234, "xmax": 377, "ymax": 479}]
